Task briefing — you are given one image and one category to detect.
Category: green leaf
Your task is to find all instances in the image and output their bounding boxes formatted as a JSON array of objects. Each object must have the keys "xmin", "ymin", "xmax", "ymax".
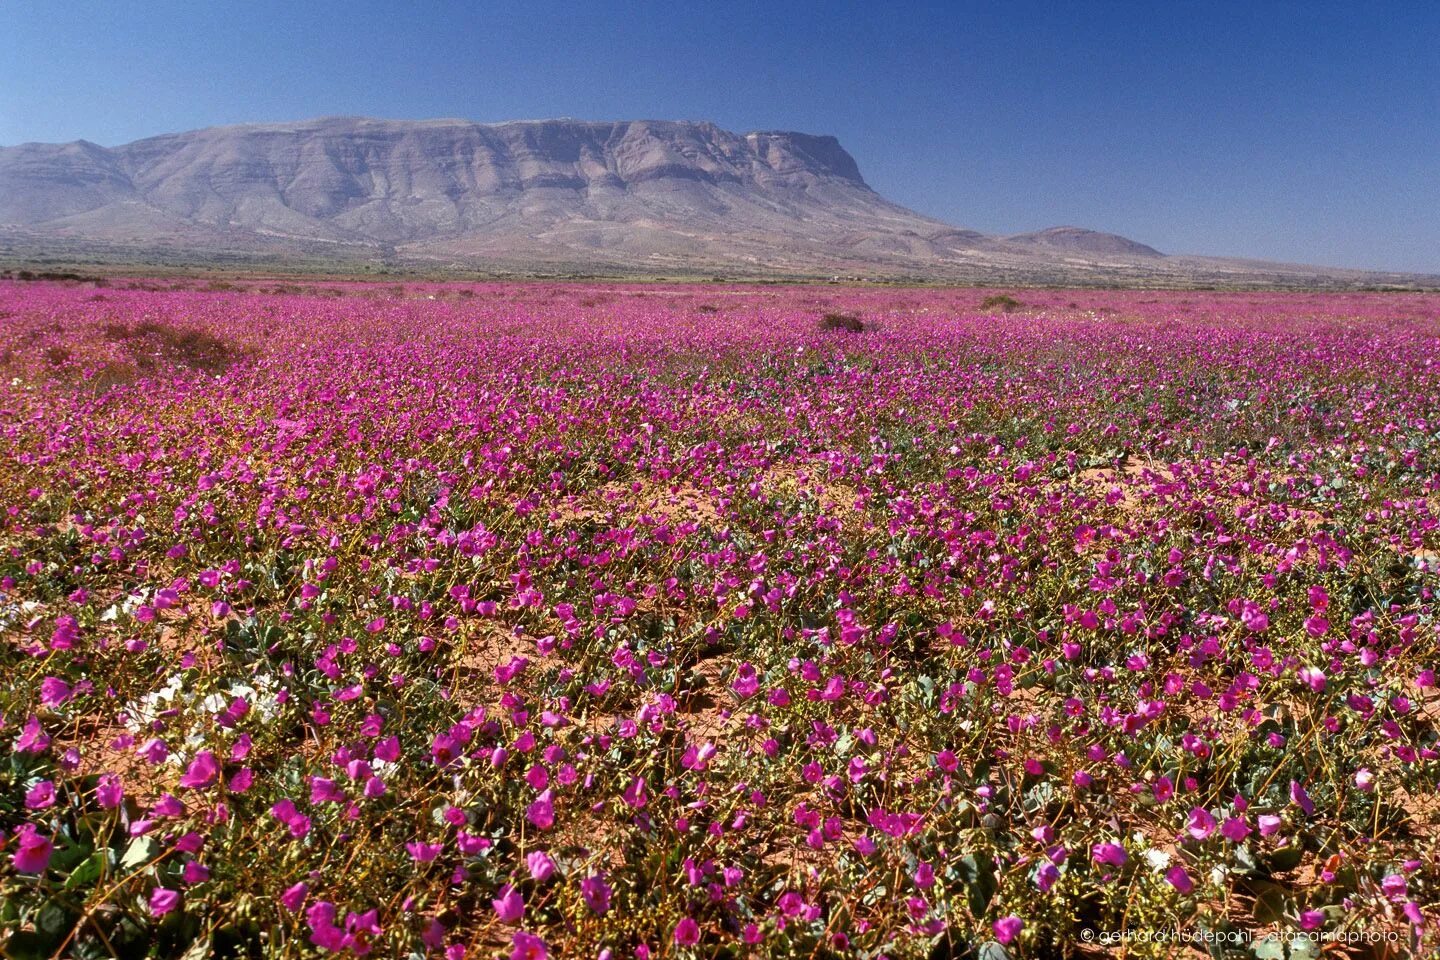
[
  {"xmin": 63, "ymin": 850, "xmax": 106, "ymax": 891},
  {"xmin": 976, "ymin": 942, "xmax": 1011, "ymax": 960},
  {"xmin": 1251, "ymin": 935, "xmax": 1285, "ymax": 960},
  {"xmin": 119, "ymin": 835, "xmax": 160, "ymax": 870},
  {"xmin": 4, "ymin": 930, "xmax": 60, "ymax": 960},
  {"xmin": 958, "ymin": 853, "xmax": 997, "ymax": 919},
  {"xmin": 1265, "ymin": 845, "xmax": 1304, "ymax": 872},
  {"xmin": 36, "ymin": 902, "xmax": 71, "ymax": 937}
]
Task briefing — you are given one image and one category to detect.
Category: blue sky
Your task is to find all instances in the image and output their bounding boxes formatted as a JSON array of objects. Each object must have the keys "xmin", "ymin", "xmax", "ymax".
[{"xmin": 3, "ymin": 0, "xmax": 1437, "ymax": 271}]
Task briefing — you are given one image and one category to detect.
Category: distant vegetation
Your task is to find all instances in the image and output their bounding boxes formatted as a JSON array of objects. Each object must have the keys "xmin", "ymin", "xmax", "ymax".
[
  {"xmin": 819, "ymin": 311, "xmax": 865, "ymax": 332},
  {"xmin": 979, "ymin": 293, "xmax": 1024, "ymax": 312}
]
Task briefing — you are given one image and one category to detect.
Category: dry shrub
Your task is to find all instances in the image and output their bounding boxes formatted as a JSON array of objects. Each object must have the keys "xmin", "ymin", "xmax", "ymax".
[
  {"xmin": 980, "ymin": 294, "xmax": 1024, "ymax": 312},
  {"xmin": 100, "ymin": 321, "xmax": 247, "ymax": 374},
  {"xmin": 819, "ymin": 312, "xmax": 865, "ymax": 332}
]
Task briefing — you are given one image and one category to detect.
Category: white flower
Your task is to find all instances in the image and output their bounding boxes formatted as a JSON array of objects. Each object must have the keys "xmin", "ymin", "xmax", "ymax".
[{"xmin": 1143, "ymin": 848, "xmax": 1172, "ymax": 872}]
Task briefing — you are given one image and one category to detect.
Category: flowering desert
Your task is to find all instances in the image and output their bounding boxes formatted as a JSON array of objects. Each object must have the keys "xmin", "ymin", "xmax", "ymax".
[{"xmin": 2, "ymin": 279, "xmax": 1438, "ymax": 959}]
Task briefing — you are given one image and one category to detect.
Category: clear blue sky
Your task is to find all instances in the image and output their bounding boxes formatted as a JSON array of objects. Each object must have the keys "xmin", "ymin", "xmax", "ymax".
[{"xmin": 3, "ymin": 0, "xmax": 1437, "ymax": 271}]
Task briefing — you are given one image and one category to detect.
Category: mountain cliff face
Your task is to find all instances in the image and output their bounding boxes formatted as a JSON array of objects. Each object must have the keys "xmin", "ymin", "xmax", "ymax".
[
  {"xmin": 1, "ymin": 118, "xmax": 1432, "ymax": 286},
  {"xmin": 0, "ymin": 119, "xmax": 930, "ymax": 249}
]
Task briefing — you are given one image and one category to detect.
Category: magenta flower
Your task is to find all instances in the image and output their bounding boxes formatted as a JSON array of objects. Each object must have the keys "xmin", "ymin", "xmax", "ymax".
[
  {"xmin": 1166, "ymin": 865, "xmax": 1194, "ymax": 894},
  {"xmin": 179, "ymin": 750, "xmax": 219, "ymax": 789},
  {"xmin": 96, "ymin": 773, "xmax": 124, "ymax": 809},
  {"xmin": 15, "ymin": 715, "xmax": 50, "ymax": 754},
  {"xmin": 580, "ymin": 874, "xmax": 612, "ymax": 915},
  {"xmin": 407, "ymin": 841, "xmax": 443, "ymax": 862},
  {"xmin": 673, "ymin": 917, "xmax": 701, "ymax": 946},
  {"xmin": 281, "ymin": 882, "xmax": 309, "ymax": 911},
  {"xmin": 1091, "ymin": 842, "xmax": 1127, "ymax": 868},
  {"xmin": 731, "ymin": 663, "xmax": 760, "ymax": 697},
  {"xmin": 526, "ymin": 790, "xmax": 555, "ymax": 830},
  {"xmin": 24, "ymin": 780, "xmax": 56, "ymax": 810},
  {"xmin": 913, "ymin": 862, "xmax": 935, "ymax": 889},
  {"xmin": 1289, "ymin": 780, "xmax": 1315, "ymax": 816},
  {"xmin": 1219, "ymin": 816, "xmax": 1251, "ymax": 843},
  {"xmin": 10, "ymin": 824, "xmax": 53, "ymax": 873},
  {"xmin": 527, "ymin": 850, "xmax": 556, "ymax": 882},
  {"xmin": 993, "ymin": 915, "xmax": 1023, "ymax": 944},
  {"xmin": 622, "ymin": 775, "xmax": 648, "ymax": 809},
  {"xmin": 1186, "ymin": 807, "xmax": 1217, "ymax": 840},
  {"xmin": 39, "ymin": 676, "xmax": 74, "ymax": 708},
  {"xmin": 492, "ymin": 885, "xmax": 524, "ymax": 923},
  {"xmin": 228, "ymin": 768, "xmax": 254, "ymax": 793},
  {"xmin": 150, "ymin": 887, "xmax": 181, "ymax": 916},
  {"xmin": 510, "ymin": 931, "xmax": 548, "ymax": 960}
]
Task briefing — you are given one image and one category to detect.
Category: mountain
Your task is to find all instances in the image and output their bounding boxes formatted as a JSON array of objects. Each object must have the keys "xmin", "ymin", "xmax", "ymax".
[
  {"xmin": 0, "ymin": 117, "xmax": 1433, "ymax": 287},
  {"xmin": 1004, "ymin": 226, "xmax": 1163, "ymax": 259}
]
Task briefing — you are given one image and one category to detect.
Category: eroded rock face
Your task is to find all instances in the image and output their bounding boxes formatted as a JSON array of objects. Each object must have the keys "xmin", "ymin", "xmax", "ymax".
[{"xmin": 0, "ymin": 118, "xmax": 908, "ymax": 247}]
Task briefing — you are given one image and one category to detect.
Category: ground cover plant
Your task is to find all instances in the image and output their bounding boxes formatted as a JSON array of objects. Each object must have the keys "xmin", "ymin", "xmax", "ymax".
[{"xmin": 1, "ymin": 280, "xmax": 1438, "ymax": 959}]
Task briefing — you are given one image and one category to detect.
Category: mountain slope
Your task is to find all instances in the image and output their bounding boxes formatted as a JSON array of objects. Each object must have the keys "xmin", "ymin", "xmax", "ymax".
[{"xmin": 1, "ymin": 117, "xmax": 1434, "ymax": 286}]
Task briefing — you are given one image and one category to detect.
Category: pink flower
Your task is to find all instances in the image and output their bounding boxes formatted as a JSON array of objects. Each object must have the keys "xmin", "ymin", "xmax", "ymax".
[
  {"xmin": 24, "ymin": 780, "xmax": 56, "ymax": 809},
  {"xmin": 281, "ymin": 882, "xmax": 308, "ymax": 911},
  {"xmin": 1091, "ymin": 842, "xmax": 1127, "ymax": 868},
  {"xmin": 15, "ymin": 715, "xmax": 50, "ymax": 754},
  {"xmin": 139, "ymin": 738, "xmax": 169, "ymax": 765},
  {"xmin": 39, "ymin": 676, "xmax": 74, "ymax": 708},
  {"xmin": 510, "ymin": 931, "xmax": 548, "ymax": 960},
  {"xmin": 96, "ymin": 773, "xmax": 124, "ymax": 809},
  {"xmin": 309, "ymin": 777, "xmax": 345, "ymax": 804},
  {"xmin": 993, "ymin": 915, "xmax": 1023, "ymax": 944},
  {"xmin": 527, "ymin": 850, "xmax": 556, "ymax": 882},
  {"xmin": 581, "ymin": 874, "xmax": 612, "ymax": 915},
  {"xmin": 178, "ymin": 750, "xmax": 219, "ymax": 789},
  {"xmin": 228, "ymin": 768, "xmax": 254, "ymax": 793},
  {"xmin": 1289, "ymin": 780, "xmax": 1315, "ymax": 816},
  {"xmin": 10, "ymin": 824, "xmax": 53, "ymax": 873},
  {"xmin": 150, "ymin": 887, "xmax": 181, "ymax": 916},
  {"xmin": 673, "ymin": 917, "xmax": 701, "ymax": 946},
  {"xmin": 492, "ymin": 885, "xmax": 524, "ymax": 923},
  {"xmin": 526, "ymin": 790, "xmax": 555, "ymax": 830},
  {"xmin": 1166, "ymin": 865, "xmax": 1194, "ymax": 894},
  {"xmin": 731, "ymin": 663, "xmax": 760, "ymax": 697},
  {"xmin": 408, "ymin": 841, "xmax": 443, "ymax": 863},
  {"xmin": 1186, "ymin": 807, "xmax": 1217, "ymax": 840},
  {"xmin": 1219, "ymin": 817, "xmax": 1251, "ymax": 843},
  {"xmin": 622, "ymin": 776, "xmax": 648, "ymax": 809},
  {"xmin": 1239, "ymin": 601, "xmax": 1269, "ymax": 632}
]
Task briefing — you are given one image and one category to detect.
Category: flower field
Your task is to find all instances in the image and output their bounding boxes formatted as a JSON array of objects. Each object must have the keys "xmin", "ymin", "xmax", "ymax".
[{"xmin": 2, "ymin": 279, "xmax": 1438, "ymax": 959}]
